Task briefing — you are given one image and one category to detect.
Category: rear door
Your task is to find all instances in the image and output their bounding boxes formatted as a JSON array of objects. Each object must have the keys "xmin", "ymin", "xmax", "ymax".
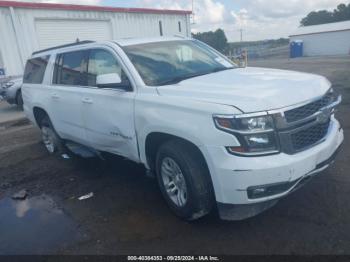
[
  {"xmin": 81, "ymin": 47, "xmax": 139, "ymax": 161},
  {"xmin": 50, "ymin": 50, "xmax": 89, "ymax": 145}
]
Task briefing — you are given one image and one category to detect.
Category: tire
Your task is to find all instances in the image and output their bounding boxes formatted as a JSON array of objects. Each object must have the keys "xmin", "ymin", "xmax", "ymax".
[
  {"xmin": 16, "ymin": 90, "xmax": 23, "ymax": 109},
  {"xmin": 156, "ymin": 139, "xmax": 215, "ymax": 221},
  {"xmin": 40, "ymin": 115, "xmax": 64, "ymax": 154}
]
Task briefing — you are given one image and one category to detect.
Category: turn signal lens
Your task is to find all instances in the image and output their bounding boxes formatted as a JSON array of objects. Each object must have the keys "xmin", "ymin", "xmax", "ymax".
[
  {"xmin": 216, "ymin": 118, "xmax": 233, "ymax": 129},
  {"xmin": 227, "ymin": 146, "xmax": 246, "ymax": 153}
]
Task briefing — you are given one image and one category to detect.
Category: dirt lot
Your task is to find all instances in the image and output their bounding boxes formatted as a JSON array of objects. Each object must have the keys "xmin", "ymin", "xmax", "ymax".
[
  {"xmin": 0, "ymin": 56, "xmax": 350, "ymax": 255},
  {"xmin": 0, "ymin": 101, "xmax": 24, "ymax": 124}
]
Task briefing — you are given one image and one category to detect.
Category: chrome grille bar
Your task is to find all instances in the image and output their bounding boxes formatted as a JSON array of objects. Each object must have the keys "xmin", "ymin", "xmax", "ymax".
[{"xmin": 269, "ymin": 93, "xmax": 341, "ymax": 154}]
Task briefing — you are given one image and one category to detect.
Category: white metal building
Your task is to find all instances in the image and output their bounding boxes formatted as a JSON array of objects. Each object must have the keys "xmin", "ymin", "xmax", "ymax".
[
  {"xmin": 0, "ymin": 1, "xmax": 191, "ymax": 76},
  {"xmin": 290, "ymin": 20, "xmax": 350, "ymax": 57}
]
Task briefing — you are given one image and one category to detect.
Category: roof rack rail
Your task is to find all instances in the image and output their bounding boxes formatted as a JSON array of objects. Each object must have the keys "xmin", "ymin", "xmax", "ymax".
[{"xmin": 32, "ymin": 40, "xmax": 95, "ymax": 56}]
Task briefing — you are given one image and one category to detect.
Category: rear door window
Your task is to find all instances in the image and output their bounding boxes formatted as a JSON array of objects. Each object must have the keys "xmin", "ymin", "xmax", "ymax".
[
  {"xmin": 23, "ymin": 55, "xmax": 50, "ymax": 84},
  {"xmin": 54, "ymin": 51, "xmax": 88, "ymax": 86}
]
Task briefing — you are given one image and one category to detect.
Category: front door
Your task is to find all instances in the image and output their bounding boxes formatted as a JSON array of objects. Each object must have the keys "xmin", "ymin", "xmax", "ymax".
[{"xmin": 81, "ymin": 48, "xmax": 139, "ymax": 162}]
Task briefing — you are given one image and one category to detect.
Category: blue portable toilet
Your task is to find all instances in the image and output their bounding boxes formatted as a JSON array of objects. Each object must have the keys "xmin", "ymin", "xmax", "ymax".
[{"xmin": 290, "ymin": 40, "xmax": 303, "ymax": 58}]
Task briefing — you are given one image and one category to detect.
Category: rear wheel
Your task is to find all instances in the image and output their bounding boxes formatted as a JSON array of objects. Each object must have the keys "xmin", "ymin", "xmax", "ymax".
[
  {"xmin": 16, "ymin": 90, "xmax": 23, "ymax": 109},
  {"xmin": 40, "ymin": 116, "xmax": 63, "ymax": 154},
  {"xmin": 156, "ymin": 139, "xmax": 215, "ymax": 221}
]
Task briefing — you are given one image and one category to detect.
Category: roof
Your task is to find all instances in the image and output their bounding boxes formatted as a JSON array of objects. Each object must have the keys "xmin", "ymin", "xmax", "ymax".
[
  {"xmin": 0, "ymin": 0, "xmax": 191, "ymax": 15},
  {"xmin": 290, "ymin": 20, "xmax": 350, "ymax": 37}
]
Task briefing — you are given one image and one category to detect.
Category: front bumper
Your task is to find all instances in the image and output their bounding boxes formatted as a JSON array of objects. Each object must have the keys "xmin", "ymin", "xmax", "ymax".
[
  {"xmin": 217, "ymin": 146, "xmax": 341, "ymax": 220},
  {"xmin": 0, "ymin": 88, "xmax": 16, "ymax": 104},
  {"xmin": 201, "ymin": 117, "xmax": 343, "ymax": 217},
  {"xmin": 0, "ymin": 88, "xmax": 5, "ymax": 100}
]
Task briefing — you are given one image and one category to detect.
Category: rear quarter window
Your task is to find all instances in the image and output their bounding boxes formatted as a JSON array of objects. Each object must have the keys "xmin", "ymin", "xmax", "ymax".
[{"xmin": 23, "ymin": 55, "xmax": 50, "ymax": 84}]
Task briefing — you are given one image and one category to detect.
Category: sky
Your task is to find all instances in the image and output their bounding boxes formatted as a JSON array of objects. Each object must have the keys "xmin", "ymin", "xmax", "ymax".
[{"xmin": 11, "ymin": 0, "xmax": 349, "ymax": 41}]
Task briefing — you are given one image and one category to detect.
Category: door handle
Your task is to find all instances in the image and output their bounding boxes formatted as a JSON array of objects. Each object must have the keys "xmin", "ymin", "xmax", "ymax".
[
  {"xmin": 51, "ymin": 94, "xmax": 60, "ymax": 100},
  {"xmin": 82, "ymin": 98, "xmax": 93, "ymax": 104}
]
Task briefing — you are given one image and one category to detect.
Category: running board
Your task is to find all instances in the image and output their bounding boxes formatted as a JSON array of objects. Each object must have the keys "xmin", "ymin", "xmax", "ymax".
[{"xmin": 65, "ymin": 141, "xmax": 101, "ymax": 159}]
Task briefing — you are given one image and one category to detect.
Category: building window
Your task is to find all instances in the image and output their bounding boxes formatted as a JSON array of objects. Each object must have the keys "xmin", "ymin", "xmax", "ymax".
[
  {"xmin": 159, "ymin": 21, "xmax": 163, "ymax": 36},
  {"xmin": 178, "ymin": 21, "xmax": 182, "ymax": 33}
]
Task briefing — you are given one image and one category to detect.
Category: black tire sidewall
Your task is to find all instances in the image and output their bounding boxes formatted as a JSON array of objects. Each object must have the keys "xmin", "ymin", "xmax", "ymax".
[
  {"xmin": 16, "ymin": 91, "xmax": 23, "ymax": 108},
  {"xmin": 156, "ymin": 141, "xmax": 211, "ymax": 220}
]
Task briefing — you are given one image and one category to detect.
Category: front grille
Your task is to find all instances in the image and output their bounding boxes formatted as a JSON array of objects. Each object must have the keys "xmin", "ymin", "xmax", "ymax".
[
  {"xmin": 284, "ymin": 92, "xmax": 333, "ymax": 123},
  {"xmin": 290, "ymin": 120, "xmax": 330, "ymax": 151}
]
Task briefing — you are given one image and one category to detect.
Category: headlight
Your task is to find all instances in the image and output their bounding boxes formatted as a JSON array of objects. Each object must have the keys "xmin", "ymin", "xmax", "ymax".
[
  {"xmin": 214, "ymin": 114, "xmax": 279, "ymax": 156},
  {"xmin": 215, "ymin": 115, "xmax": 274, "ymax": 132},
  {"xmin": 327, "ymin": 87, "xmax": 340, "ymax": 105}
]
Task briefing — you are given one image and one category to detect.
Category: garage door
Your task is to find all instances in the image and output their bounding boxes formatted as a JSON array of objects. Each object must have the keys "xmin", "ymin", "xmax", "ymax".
[{"xmin": 35, "ymin": 19, "xmax": 112, "ymax": 49}]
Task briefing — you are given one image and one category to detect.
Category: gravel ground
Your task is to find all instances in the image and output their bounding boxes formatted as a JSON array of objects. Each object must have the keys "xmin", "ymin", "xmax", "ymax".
[{"xmin": 0, "ymin": 56, "xmax": 349, "ymax": 255}]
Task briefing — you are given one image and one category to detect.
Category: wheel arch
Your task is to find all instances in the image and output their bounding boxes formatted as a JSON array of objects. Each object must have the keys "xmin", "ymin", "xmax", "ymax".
[
  {"xmin": 33, "ymin": 106, "xmax": 49, "ymax": 127},
  {"xmin": 144, "ymin": 132, "xmax": 207, "ymax": 173}
]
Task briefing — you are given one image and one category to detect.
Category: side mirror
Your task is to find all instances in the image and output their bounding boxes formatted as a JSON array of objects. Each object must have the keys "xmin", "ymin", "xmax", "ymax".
[{"xmin": 96, "ymin": 73, "xmax": 122, "ymax": 88}]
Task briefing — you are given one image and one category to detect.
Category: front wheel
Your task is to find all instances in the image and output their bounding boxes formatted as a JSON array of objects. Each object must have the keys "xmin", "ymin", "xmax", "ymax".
[{"xmin": 156, "ymin": 140, "xmax": 215, "ymax": 221}]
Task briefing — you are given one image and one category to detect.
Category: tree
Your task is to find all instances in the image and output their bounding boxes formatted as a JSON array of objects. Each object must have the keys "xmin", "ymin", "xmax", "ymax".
[
  {"xmin": 192, "ymin": 29, "xmax": 228, "ymax": 53},
  {"xmin": 300, "ymin": 3, "xmax": 350, "ymax": 26}
]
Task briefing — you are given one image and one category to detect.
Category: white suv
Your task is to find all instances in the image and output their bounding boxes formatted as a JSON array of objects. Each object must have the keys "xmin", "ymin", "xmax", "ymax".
[{"xmin": 22, "ymin": 37, "xmax": 343, "ymax": 221}]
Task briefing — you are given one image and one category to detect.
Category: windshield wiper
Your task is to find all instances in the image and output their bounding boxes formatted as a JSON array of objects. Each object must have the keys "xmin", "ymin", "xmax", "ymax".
[{"xmin": 157, "ymin": 67, "xmax": 235, "ymax": 86}]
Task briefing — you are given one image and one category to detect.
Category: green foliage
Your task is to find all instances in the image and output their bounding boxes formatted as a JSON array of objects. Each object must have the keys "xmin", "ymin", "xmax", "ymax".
[
  {"xmin": 192, "ymin": 29, "xmax": 228, "ymax": 53},
  {"xmin": 301, "ymin": 3, "xmax": 350, "ymax": 26}
]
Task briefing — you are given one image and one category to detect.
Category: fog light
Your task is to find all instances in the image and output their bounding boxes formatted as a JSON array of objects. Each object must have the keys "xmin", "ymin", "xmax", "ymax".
[
  {"xmin": 253, "ymin": 188, "xmax": 266, "ymax": 194},
  {"xmin": 247, "ymin": 181, "xmax": 296, "ymax": 199},
  {"xmin": 248, "ymin": 187, "xmax": 268, "ymax": 199}
]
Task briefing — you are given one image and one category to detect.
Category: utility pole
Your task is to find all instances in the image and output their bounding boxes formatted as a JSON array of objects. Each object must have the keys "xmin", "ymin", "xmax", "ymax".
[
  {"xmin": 238, "ymin": 11, "xmax": 244, "ymax": 42},
  {"xmin": 191, "ymin": 0, "xmax": 195, "ymax": 24}
]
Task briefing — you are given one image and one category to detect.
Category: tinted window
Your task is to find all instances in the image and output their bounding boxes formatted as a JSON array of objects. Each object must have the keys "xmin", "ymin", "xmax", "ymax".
[
  {"xmin": 54, "ymin": 51, "xmax": 87, "ymax": 86},
  {"xmin": 23, "ymin": 55, "xmax": 50, "ymax": 84},
  {"xmin": 53, "ymin": 54, "xmax": 63, "ymax": 85},
  {"xmin": 87, "ymin": 49, "xmax": 129, "ymax": 87}
]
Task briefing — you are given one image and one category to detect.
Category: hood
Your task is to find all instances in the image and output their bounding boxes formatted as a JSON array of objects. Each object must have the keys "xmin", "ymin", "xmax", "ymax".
[
  {"xmin": 156, "ymin": 67, "xmax": 331, "ymax": 113},
  {"xmin": 9, "ymin": 77, "xmax": 23, "ymax": 88},
  {"xmin": 11, "ymin": 77, "xmax": 23, "ymax": 85}
]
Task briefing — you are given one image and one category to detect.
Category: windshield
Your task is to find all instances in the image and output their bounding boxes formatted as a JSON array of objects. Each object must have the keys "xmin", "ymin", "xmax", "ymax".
[{"xmin": 123, "ymin": 40, "xmax": 236, "ymax": 86}]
